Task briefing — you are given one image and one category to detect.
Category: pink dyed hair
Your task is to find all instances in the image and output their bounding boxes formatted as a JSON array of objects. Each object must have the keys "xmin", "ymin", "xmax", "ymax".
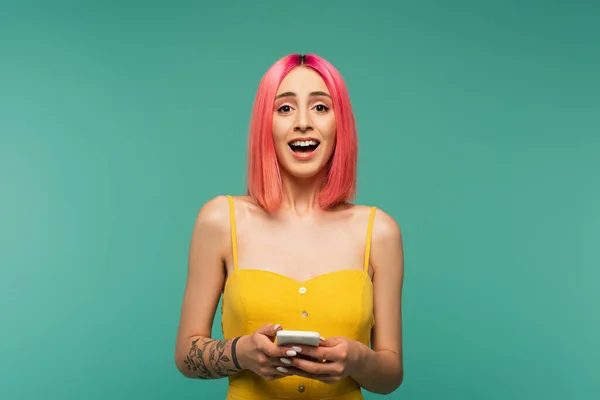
[{"xmin": 246, "ymin": 54, "xmax": 358, "ymax": 212}]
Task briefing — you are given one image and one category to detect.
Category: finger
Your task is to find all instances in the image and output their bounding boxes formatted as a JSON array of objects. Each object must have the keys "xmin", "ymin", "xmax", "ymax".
[
  {"xmin": 275, "ymin": 366, "xmax": 291, "ymax": 375},
  {"xmin": 261, "ymin": 341, "xmax": 299, "ymax": 359},
  {"xmin": 290, "ymin": 357, "xmax": 342, "ymax": 375},
  {"xmin": 284, "ymin": 367, "xmax": 337, "ymax": 384},
  {"xmin": 317, "ymin": 336, "xmax": 337, "ymax": 347},
  {"xmin": 261, "ymin": 366, "xmax": 289, "ymax": 381},
  {"xmin": 261, "ymin": 355, "xmax": 297, "ymax": 367},
  {"xmin": 294, "ymin": 345, "xmax": 336, "ymax": 362},
  {"xmin": 255, "ymin": 323, "xmax": 283, "ymax": 338}
]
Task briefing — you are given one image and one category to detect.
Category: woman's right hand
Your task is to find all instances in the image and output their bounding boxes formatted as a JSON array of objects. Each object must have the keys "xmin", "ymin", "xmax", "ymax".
[{"xmin": 237, "ymin": 324, "xmax": 298, "ymax": 380}]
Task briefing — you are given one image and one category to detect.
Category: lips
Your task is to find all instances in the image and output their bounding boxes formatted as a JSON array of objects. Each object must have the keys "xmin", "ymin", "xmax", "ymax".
[
  {"xmin": 288, "ymin": 138, "xmax": 320, "ymax": 161},
  {"xmin": 288, "ymin": 139, "xmax": 320, "ymax": 153}
]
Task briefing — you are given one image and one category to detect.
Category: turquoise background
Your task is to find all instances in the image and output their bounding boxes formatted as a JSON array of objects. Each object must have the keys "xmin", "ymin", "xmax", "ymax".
[{"xmin": 1, "ymin": 0, "xmax": 598, "ymax": 399}]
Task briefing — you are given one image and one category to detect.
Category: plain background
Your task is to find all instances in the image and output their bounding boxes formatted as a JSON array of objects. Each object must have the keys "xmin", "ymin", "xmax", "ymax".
[{"xmin": 1, "ymin": 0, "xmax": 598, "ymax": 399}]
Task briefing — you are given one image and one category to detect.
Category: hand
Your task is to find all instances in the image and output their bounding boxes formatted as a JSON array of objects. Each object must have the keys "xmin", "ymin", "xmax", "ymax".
[
  {"xmin": 286, "ymin": 336, "xmax": 366, "ymax": 384},
  {"xmin": 237, "ymin": 324, "xmax": 299, "ymax": 381}
]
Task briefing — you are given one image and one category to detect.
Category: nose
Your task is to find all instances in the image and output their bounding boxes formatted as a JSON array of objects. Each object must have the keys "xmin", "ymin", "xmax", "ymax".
[{"xmin": 293, "ymin": 108, "xmax": 313, "ymax": 132}]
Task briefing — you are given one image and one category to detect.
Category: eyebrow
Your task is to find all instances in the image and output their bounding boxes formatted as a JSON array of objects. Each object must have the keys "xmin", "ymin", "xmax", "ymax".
[{"xmin": 275, "ymin": 91, "xmax": 331, "ymax": 99}]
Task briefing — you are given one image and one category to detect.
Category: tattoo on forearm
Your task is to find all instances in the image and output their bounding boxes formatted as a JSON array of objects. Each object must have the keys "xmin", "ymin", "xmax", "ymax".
[{"xmin": 184, "ymin": 337, "xmax": 242, "ymax": 379}]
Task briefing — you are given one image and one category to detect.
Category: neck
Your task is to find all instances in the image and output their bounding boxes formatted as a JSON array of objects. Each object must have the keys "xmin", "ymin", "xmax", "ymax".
[{"xmin": 279, "ymin": 170, "xmax": 326, "ymax": 215}]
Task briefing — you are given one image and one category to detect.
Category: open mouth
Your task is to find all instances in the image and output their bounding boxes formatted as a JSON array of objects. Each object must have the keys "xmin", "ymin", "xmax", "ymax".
[{"xmin": 288, "ymin": 139, "xmax": 320, "ymax": 153}]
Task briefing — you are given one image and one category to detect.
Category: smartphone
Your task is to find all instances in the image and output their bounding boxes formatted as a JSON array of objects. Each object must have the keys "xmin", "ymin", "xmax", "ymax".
[{"xmin": 276, "ymin": 330, "xmax": 321, "ymax": 347}]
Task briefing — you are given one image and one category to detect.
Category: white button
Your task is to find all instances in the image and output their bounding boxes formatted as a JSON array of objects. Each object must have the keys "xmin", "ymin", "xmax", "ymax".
[
  {"xmin": 299, "ymin": 287, "xmax": 306, "ymax": 294},
  {"xmin": 301, "ymin": 311, "xmax": 308, "ymax": 318}
]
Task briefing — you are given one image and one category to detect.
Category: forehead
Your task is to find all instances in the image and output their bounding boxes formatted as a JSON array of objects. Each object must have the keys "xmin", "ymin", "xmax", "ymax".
[{"xmin": 277, "ymin": 66, "xmax": 329, "ymax": 95}]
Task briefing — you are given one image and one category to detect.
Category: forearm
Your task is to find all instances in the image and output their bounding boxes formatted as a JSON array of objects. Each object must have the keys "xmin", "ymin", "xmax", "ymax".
[
  {"xmin": 176, "ymin": 336, "xmax": 243, "ymax": 379},
  {"xmin": 351, "ymin": 346, "xmax": 403, "ymax": 394}
]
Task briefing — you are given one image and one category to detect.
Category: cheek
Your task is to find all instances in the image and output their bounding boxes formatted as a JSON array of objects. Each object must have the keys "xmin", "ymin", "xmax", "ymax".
[
  {"xmin": 272, "ymin": 117, "xmax": 292, "ymax": 142},
  {"xmin": 320, "ymin": 117, "xmax": 337, "ymax": 147},
  {"xmin": 320, "ymin": 114, "xmax": 336, "ymax": 138}
]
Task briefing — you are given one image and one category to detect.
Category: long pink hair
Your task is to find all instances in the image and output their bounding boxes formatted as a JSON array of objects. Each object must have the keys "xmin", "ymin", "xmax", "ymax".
[{"xmin": 247, "ymin": 54, "xmax": 358, "ymax": 212}]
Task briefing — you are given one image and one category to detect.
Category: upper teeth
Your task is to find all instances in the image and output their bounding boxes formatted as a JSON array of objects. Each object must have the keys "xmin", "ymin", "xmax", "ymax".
[{"xmin": 291, "ymin": 140, "xmax": 318, "ymax": 146}]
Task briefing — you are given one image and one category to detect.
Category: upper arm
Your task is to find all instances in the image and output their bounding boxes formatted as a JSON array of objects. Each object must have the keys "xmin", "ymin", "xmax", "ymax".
[
  {"xmin": 370, "ymin": 208, "xmax": 404, "ymax": 366},
  {"xmin": 175, "ymin": 195, "xmax": 231, "ymax": 356}
]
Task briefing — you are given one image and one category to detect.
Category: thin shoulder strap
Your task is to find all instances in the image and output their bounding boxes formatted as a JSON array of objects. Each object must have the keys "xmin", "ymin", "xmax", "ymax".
[
  {"xmin": 363, "ymin": 206, "xmax": 377, "ymax": 272},
  {"xmin": 226, "ymin": 195, "xmax": 238, "ymax": 270}
]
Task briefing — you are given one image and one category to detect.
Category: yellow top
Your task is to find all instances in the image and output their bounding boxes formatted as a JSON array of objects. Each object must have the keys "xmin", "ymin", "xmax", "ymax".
[{"xmin": 222, "ymin": 195, "xmax": 376, "ymax": 400}]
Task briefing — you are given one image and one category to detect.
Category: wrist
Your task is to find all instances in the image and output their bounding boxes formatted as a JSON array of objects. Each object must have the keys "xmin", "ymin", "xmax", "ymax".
[
  {"xmin": 234, "ymin": 335, "xmax": 252, "ymax": 370},
  {"xmin": 350, "ymin": 341, "xmax": 374, "ymax": 377}
]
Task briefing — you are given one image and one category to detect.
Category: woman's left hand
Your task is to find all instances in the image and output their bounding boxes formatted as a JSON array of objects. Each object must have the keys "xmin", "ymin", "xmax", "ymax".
[{"xmin": 284, "ymin": 336, "xmax": 366, "ymax": 384}]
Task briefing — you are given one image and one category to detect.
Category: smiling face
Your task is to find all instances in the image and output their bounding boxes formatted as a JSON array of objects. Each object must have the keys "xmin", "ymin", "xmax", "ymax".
[{"xmin": 272, "ymin": 66, "xmax": 336, "ymax": 180}]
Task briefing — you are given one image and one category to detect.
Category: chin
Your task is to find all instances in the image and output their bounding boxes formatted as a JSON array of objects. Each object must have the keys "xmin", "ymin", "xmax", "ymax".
[
  {"xmin": 281, "ymin": 153, "xmax": 332, "ymax": 178},
  {"xmin": 277, "ymin": 145, "xmax": 333, "ymax": 180},
  {"xmin": 282, "ymin": 162, "xmax": 326, "ymax": 180}
]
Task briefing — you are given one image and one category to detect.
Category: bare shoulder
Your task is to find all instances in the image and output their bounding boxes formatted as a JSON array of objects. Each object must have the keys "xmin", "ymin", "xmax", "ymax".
[
  {"xmin": 225, "ymin": 195, "xmax": 268, "ymax": 224},
  {"xmin": 373, "ymin": 207, "xmax": 403, "ymax": 279},
  {"xmin": 188, "ymin": 195, "xmax": 236, "ymax": 264},
  {"xmin": 192, "ymin": 194, "xmax": 263, "ymax": 240},
  {"xmin": 227, "ymin": 195, "xmax": 261, "ymax": 212},
  {"xmin": 347, "ymin": 203, "xmax": 402, "ymax": 240},
  {"xmin": 350, "ymin": 204, "xmax": 403, "ymax": 275},
  {"xmin": 371, "ymin": 207, "xmax": 402, "ymax": 245},
  {"xmin": 193, "ymin": 195, "xmax": 231, "ymax": 234}
]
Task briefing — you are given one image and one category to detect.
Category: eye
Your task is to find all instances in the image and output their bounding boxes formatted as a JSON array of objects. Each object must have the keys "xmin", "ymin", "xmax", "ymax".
[
  {"xmin": 314, "ymin": 104, "xmax": 329, "ymax": 112},
  {"xmin": 277, "ymin": 104, "xmax": 293, "ymax": 113}
]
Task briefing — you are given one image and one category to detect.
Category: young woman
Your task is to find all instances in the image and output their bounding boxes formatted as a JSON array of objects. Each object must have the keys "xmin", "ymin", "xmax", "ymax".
[{"xmin": 175, "ymin": 54, "xmax": 404, "ymax": 400}]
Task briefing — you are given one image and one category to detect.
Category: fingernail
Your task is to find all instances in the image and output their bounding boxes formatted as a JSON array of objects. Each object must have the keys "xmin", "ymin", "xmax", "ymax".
[
  {"xmin": 280, "ymin": 358, "xmax": 292, "ymax": 365},
  {"xmin": 276, "ymin": 366, "xmax": 288, "ymax": 373},
  {"xmin": 320, "ymin": 337, "xmax": 325, "ymax": 341},
  {"xmin": 292, "ymin": 346, "xmax": 302, "ymax": 353},
  {"xmin": 286, "ymin": 350, "xmax": 297, "ymax": 357},
  {"xmin": 273, "ymin": 324, "xmax": 281, "ymax": 330}
]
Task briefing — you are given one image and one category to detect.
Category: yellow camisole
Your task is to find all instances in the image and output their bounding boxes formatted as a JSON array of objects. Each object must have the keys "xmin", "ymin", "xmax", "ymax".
[{"xmin": 221, "ymin": 196, "xmax": 376, "ymax": 400}]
